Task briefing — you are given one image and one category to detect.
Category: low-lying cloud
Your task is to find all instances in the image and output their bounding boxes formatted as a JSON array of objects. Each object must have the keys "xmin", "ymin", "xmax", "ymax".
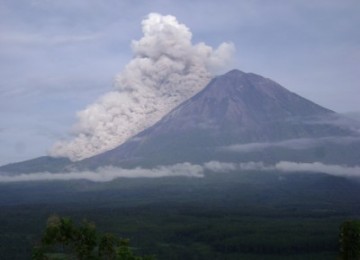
[
  {"xmin": 275, "ymin": 161, "xmax": 360, "ymax": 177},
  {"xmin": 223, "ymin": 136, "xmax": 360, "ymax": 153},
  {"xmin": 50, "ymin": 13, "xmax": 234, "ymax": 161},
  {"xmin": 0, "ymin": 163, "xmax": 204, "ymax": 183},
  {"xmin": 204, "ymin": 160, "xmax": 360, "ymax": 178},
  {"xmin": 204, "ymin": 161, "xmax": 266, "ymax": 172},
  {"xmin": 1, "ymin": 161, "xmax": 359, "ymax": 183}
]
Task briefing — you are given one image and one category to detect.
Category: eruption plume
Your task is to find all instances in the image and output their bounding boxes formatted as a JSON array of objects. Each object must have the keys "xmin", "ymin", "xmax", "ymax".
[{"xmin": 50, "ymin": 13, "xmax": 234, "ymax": 160}]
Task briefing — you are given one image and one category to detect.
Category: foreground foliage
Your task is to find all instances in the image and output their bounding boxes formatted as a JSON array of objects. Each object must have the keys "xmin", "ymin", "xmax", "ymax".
[
  {"xmin": 339, "ymin": 220, "xmax": 360, "ymax": 260},
  {"xmin": 32, "ymin": 215, "xmax": 154, "ymax": 260}
]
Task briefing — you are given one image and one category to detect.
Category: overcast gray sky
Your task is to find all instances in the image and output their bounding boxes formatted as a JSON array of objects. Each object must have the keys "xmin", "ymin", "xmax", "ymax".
[{"xmin": 0, "ymin": 0, "xmax": 359, "ymax": 165}]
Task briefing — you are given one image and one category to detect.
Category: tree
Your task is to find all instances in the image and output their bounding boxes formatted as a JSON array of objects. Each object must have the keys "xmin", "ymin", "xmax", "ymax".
[
  {"xmin": 339, "ymin": 220, "xmax": 360, "ymax": 260},
  {"xmin": 73, "ymin": 220, "xmax": 98, "ymax": 259},
  {"xmin": 32, "ymin": 215, "xmax": 154, "ymax": 260},
  {"xmin": 41, "ymin": 215, "xmax": 76, "ymax": 253},
  {"xmin": 98, "ymin": 233, "xmax": 119, "ymax": 260}
]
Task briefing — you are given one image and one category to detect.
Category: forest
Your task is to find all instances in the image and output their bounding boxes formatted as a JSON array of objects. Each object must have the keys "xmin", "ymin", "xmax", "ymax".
[{"xmin": 1, "ymin": 170, "xmax": 360, "ymax": 259}]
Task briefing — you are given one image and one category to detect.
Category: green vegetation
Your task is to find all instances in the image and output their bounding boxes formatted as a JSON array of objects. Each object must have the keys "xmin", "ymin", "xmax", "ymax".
[
  {"xmin": 0, "ymin": 171, "xmax": 360, "ymax": 259},
  {"xmin": 32, "ymin": 215, "xmax": 153, "ymax": 260},
  {"xmin": 339, "ymin": 220, "xmax": 360, "ymax": 260}
]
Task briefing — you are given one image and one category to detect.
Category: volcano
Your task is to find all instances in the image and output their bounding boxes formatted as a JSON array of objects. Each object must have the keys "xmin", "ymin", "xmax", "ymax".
[
  {"xmin": 1, "ymin": 69, "xmax": 359, "ymax": 173},
  {"xmin": 73, "ymin": 70, "xmax": 359, "ymax": 169}
]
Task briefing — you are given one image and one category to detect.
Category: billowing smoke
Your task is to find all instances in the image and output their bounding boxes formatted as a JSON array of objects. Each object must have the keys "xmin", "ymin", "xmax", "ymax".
[{"xmin": 50, "ymin": 13, "xmax": 235, "ymax": 160}]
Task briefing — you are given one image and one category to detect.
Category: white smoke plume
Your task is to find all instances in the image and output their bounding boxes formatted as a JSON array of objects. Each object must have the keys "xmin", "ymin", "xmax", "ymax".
[{"xmin": 50, "ymin": 13, "xmax": 235, "ymax": 161}]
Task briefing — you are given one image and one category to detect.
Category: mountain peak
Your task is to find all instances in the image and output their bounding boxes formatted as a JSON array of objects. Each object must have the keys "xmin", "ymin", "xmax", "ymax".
[
  {"xmin": 177, "ymin": 69, "xmax": 334, "ymax": 127},
  {"xmin": 222, "ymin": 69, "xmax": 247, "ymax": 76}
]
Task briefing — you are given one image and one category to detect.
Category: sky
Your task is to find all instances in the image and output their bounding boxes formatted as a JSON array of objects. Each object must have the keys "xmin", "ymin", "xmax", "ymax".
[{"xmin": 0, "ymin": 0, "xmax": 359, "ymax": 166}]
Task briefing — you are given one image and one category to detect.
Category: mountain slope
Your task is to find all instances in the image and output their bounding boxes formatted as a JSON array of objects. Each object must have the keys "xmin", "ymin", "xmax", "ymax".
[
  {"xmin": 1, "ymin": 69, "xmax": 359, "ymax": 173},
  {"xmin": 0, "ymin": 156, "xmax": 71, "ymax": 175},
  {"xmin": 77, "ymin": 70, "xmax": 358, "ymax": 168}
]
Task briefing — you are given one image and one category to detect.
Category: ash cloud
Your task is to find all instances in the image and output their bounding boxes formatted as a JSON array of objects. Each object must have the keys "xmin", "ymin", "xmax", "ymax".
[{"xmin": 50, "ymin": 13, "xmax": 234, "ymax": 161}]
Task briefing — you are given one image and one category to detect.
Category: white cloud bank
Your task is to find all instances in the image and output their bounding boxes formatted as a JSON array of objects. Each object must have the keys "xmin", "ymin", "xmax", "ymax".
[
  {"xmin": 275, "ymin": 161, "xmax": 360, "ymax": 177},
  {"xmin": 50, "ymin": 13, "xmax": 234, "ymax": 161},
  {"xmin": 223, "ymin": 136, "xmax": 360, "ymax": 153},
  {"xmin": 1, "ymin": 161, "xmax": 359, "ymax": 183},
  {"xmin": 0, "ymin": 163, "xmax": 204, "ymax": 183},
  {"xmin": 204, "ymin": 160, "xmax": 360, "ymax": 178}
]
